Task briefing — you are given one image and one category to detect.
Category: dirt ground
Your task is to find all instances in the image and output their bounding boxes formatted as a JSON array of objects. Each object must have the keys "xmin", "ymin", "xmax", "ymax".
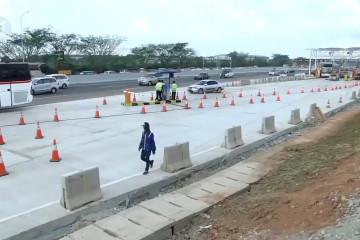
[{"xmin": 174, "ymin": 105, "xmax": 360, "ymax": 240}]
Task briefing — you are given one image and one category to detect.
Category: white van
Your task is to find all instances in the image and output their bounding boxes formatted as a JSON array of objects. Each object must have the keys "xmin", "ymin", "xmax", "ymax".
[{"xmin": 47, "ymin": 74, "xmax": 70, "ymax": 89}]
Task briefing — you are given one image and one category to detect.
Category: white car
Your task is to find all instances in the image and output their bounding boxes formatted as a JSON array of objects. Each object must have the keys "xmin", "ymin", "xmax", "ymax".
[
  {"xmin": 219, "ymin": 69, "xmax": 234, "ymax": 78},
  {"xmin": 138, "ymin": 73, "xmax": 164, "ymax": 86},
  {"xmin": 188, "ymin": 80, "xmax": 223, "ymax": 94},
  {"xmin": 47, "ymin": 74, "xmax": 70, "ymax": 89}
]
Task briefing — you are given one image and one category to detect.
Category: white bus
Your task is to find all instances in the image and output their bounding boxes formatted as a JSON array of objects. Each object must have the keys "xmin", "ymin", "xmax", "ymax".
[
  {"xmin": 0, "ymin": 63, "xmax": 33, "ymax": 109},
  {"xmin": 319, "ymin": 62, "xmax": 340, "ymax": 77}
]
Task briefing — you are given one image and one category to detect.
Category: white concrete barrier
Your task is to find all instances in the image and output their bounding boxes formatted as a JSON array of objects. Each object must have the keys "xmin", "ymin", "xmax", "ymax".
[
  {"xmin": 224, "ymin": 125, "xmax": 244, "ymax": 149},
  {"xmin": 60, "ymin": 166, "xmax": 102, "ymax": 211},
  {"xmin": 161, "ymin": 142, "xmax": 192, "ymax": 173},
  {"xmin": 357, "ymin": 90, "xmax": 360, "ymax": 97},
  {"xmin": 307, "ymin": 103, "xmax": 317, "ymax": 117},
  {"xmin": 352, "ymin": 91, "xmax": 357, "ymax": 99},
  {"xmin": 289, "ymin": 109, "xmax": 302, "ymax": 124},
  {"xmin": 260, "ymin": 116, "xmax": 276, "ymax": 134}
]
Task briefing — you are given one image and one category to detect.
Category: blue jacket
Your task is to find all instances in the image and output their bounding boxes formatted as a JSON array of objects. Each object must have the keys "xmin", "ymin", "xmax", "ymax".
[{"xmin": 139, "ymin": 131, "xmax": 156, "ymax": 152}]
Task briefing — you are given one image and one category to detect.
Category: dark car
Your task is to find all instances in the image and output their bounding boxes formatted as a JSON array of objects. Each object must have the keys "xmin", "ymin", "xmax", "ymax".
[
  {"xmin": 355, "ymin": 73, "xmax": 360, "ymax": 80},
  {"xmin": 194, "ymin": 72, "xmax": 210, "ymax": 80}
]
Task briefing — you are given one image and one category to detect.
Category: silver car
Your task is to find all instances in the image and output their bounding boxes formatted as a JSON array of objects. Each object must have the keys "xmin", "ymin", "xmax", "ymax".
[
  {"xmin": 188, "ymin": 80, "xmax": 223, "ymax": 94},
  {"xmin": 138, "ymin": 73, "xmax": 164, "ymax": 86},
  {"xmin": 31, "ymin": 77, "xmax": 60, "ymax": 95},
  {"xmin": 47, "ymin": 74, "xmax": 70, "ymax": 89}
]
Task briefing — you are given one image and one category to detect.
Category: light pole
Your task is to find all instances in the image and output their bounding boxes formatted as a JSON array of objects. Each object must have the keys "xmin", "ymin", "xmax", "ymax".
[{"xmin": 20, "ymin": 11, "xmax": 29, "ymax": 62}]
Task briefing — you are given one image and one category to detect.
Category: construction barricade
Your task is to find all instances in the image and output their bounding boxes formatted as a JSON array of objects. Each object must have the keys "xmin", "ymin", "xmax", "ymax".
[
  {"xmin": 161, "ymin": 142, "xmax": 192, "ymax": 173},
  {"xmin": 60, "ymin": 166, "xmax": 102, "ymax": 211},
  {"xmin": 289, "ymin": 109, "xmax": 302, "ymax": 125},
  {"xmin": 224, "ymin": 126, "xmax": 244, "ymax": 149},
  {"xmin": 260, "ymin": 116, "xmax": 277, "ymax": 134}
]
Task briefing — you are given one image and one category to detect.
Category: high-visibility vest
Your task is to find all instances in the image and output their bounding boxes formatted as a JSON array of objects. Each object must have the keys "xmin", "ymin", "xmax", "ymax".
[
  {"xmin": 172, "ymin": 83, "xmax": 177, "ymax": 91},
  {"xmin": 155, "ymin": 82, "xmax": 162, "ymax": 91}
]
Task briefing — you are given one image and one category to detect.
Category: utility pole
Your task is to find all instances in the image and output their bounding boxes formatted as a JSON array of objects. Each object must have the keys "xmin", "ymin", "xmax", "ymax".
[{"xmin": 20, "ymin": 11, "xmax": 29, "ymax": 62}]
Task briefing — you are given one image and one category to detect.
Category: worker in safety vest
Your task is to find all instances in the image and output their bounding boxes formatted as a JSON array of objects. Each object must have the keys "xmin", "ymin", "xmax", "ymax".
[
  {"xmin": 171, "ymin": 80, "xmax": 178, "ymax": 100},
  {"xmin": 155, "ymin": 80, "xmax": 163, "ymax": 101}
]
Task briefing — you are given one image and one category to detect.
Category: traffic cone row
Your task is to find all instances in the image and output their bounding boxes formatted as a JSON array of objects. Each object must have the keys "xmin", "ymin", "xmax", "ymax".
[
  {"xmin": 132, "ymin": 94, "xmax": 137, "ymax": 102},
  {"xmin": 261, "ymin": 94, "xmax": 266, "ymax": 103},
  {"xmin": 222, "ymin": 91, "xmax": 227, "ymax": 98},
  {"xmin": 103, "ymin": 97, "xmax": 108, "ymax": 105},
  {"xmin": 199, "ymin": 99, "xmax": 204, "ymax": 108},
  {"xmin": 162, "ymin": 103, "xmax": 167, "ymax": 112},
  {"xmin": 239, "ymin": 90, "xmax": 243, "ymax": 97},
  {"xmin": 19, "ymin": 112, "xmax": 26, "ymax": 125},
  {"xmin": 182, "ymin": 92, "xmax": 187, "ymax": 101}
]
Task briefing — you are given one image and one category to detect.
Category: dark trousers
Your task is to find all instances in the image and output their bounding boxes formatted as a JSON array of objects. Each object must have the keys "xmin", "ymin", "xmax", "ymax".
[
  {"xmin": 156, "ymin": 91, "xmax": 162, "ymax": 101},
  {"xmin": 141, "ymin": 150, "xmax": 151, "ymax": 171},
  {"xmin": 172, "ymin": 91, "xmax": 176, "ymax": 100}
]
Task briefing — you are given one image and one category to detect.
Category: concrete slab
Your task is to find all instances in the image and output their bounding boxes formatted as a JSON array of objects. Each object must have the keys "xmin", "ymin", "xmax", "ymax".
[
  {"xmin": 59, "ymin": 236, "xmax": 74, "ymax": 240},
  {"xmin": 208, "ymin": 175, "xmax": 249, "ymax": 191},
  {"xmin": 220, "ymin": 168, "xmax": 261, "ymax": 184},
  {"xmin": 119, "ymin": 205, "xmax": 173, "ymax": 232},
  {"xmin": 96, "ymin": 214, "xmax": 153, "ymax": 240},
  {"xmin": 160, "ymin": 192, "xmax": 210, "ymax": 212},
  {"xmin": 230, "ymin": 162, "xmax": 265, "ymax": 177},
  {"xmin": 67, "ymin": 224, "xmax": 120, "ymax": 240},
  {"xmin": 139, "ymin": 197, "xmax": 191, "ymax": 221}
]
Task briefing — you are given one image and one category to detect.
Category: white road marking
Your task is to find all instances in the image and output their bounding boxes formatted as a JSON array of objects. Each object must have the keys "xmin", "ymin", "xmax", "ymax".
[
  {"xmin": 0, "ymin": 146, "xmax": 220, "ymax": 222},
  {"xmin": 36, "ymin": 95, "xmax": 69, "ymax": 99}
]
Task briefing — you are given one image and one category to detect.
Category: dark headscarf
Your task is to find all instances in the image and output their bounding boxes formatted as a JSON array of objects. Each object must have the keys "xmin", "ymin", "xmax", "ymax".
[{"xmin": 143, "ymin": 122, "xmax": 150, "ymax": 133}]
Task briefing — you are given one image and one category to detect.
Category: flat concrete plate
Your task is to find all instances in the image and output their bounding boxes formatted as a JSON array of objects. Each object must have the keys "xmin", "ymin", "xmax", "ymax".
[
  {"xmin": 160, "ymin": 192, "xmax": 210, "ymax": 212},
  {"xmin": 66, "ymin": 224, "xmax": 119, "ymax": 240},
  {"xmin": 96, "ymin": 214, "xmax": 153, "ymax": 240}
]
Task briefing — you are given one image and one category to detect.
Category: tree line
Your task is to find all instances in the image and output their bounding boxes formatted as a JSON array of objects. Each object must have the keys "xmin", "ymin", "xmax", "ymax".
[{"xmin": 0, "ymin": 27, "xmax": 292, "ymax": 73}]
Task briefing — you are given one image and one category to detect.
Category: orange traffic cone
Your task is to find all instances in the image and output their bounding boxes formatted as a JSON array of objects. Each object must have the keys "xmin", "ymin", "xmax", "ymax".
[
  {"xmin": 150, "ymin": 92, "xmax": 154, "ymax": 101},
  {"xmin": 182, "ymin": 91, "xmax": 187, "ymax": 100},
  {"xmin": 103, "ymin": 97, "xmax": 108, "ymax": 105},
  {"xmin": 273, "ymin": 88, "xmax": 276, "ymax": 96},
  {"xmin": 231, "ymin": 96, "xmax": 235, "ymax": 106},
  {"xmin": 214, "ymin": 97, "xmax": 220, "ymax": 107},
  {"xmin": 162, "ymin": 102, "xmax": 167, "ymax": 112},
  {"xmin": 324, "ymin": 86, "xmax": 328, "ymax": 91},
  {"xmin": 311, "ymin": 87, "xmax": 314, "ymax": 92},
  {"xmin": 141, "ymin": 105, "xmax": 146, "ymax": 114},
  {"xmin": 335, "ymin": 86, "xmax": 338, "ymax": 90},
  {"xmin": 257, "ymin": 89, "xmax": 261, "ymax": 97},
  {"xmin": 203, "ymin": 92, "xmax": 207, "ymax": 99},
  {"xmin": 327, "ymin": 99, "xmax": 331, "ymax": 108},
  {"xmin": 345, "ymin": 85, "xmax": 347, "ymax": 89},
  {"xmin": 261, "ymin": 94, "xmax": 266, "ymax": 103},
  {"xmin": 222, "ymin": 91, "xmax": 227, "ymax": 98},
  {"xmin": 287, "ymin": 88, "xmax": 291, "ymax": 94},
  {"xmin": 94, "ymin": 105, "xmax": 100, "ymax": 118},
  {"xmin": 0, "ymin": 150, "xmax": 9, "ymax": 176},
  {"xmin": 249, "ymin": 94, "xmax": 254, "ymax": 104},
  {"xmin": 176, "ymin": 92, "xmax": 180, "ymax": 100},
  {"xmin": 50, "ymin": 139, "xmax": 61, "ymax": 162},
  {"xmin": 184, "ymin": 100, "xmax": 191, "ymax": 109},
  {"xmin": 19, "ymin": 112, "xmax": 25, "ymax": 125},
  {"xmin": 339, "ymin": 85, "xmax": 342, "ymax": 89},
  {"xmin": 199, "ymin": 99, "xmax": 204, "ymax": 108},
  {"xmin": 338, "ymin": 96, "xmax": 342, "ymax": 103},
  {"xmin": 35, "ymin": 121, "xmax": 44, "ymax": 139},
  {"xmin": 239, "ymin": 90, "xmax": 243, "ymax": 97},
  {"xmin": 301, "ymin": 87, "xmax": 305, "ymax": 93},
  {"xmin": 317, "ymin": 87, "xmax": 321, "ymax": 92},
  {"xmin": 331, "ymin": 86, "xmax": 335, "ymax": 91},
  {"xmin": 0, "ymin": 128, "xmax": 5, "ymax": 145},
  {"xmin": 54, "ymin": 108, "xmax": 59, "ymax": 122},
  {"xmin": 276, "ymin": 93, "xmax": 281, "ymax": 101},
  {"xmin": 132, "ymin": 94, "xmax": 137, "ymax": 102}
]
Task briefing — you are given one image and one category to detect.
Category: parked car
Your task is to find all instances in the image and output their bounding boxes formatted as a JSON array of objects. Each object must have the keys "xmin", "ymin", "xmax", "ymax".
[
  {"xmin": 80, "ymin": 71, "xmax": 96, "ymax": 75},
  {"xmin": 47, "ymin": 74, "xmax": 70, "ymax": 89},
  {"xmin": 104, "ymin": 71, "xmax": 117, "ymax": 74},
  {"xmin": 219, "ymin": 69, "xmax": 234, "ymax": 78},
  {"xmin": 194, "ymin": 72, "xmax": 210, "ymax": 80},
  {"xmin": 31, "ymin": 77, "xmax": 59, "ymax": 95},
  {"xmin": 188, "ymin": 80, "xmax": 223, "ymax": 94},
  {"xmin": 328, "ymin": 74, "xmax": 340, "ymax": 81},
  {"xmin": 138, "ymin": 73, "xmax": 164, "ymax": 86}
]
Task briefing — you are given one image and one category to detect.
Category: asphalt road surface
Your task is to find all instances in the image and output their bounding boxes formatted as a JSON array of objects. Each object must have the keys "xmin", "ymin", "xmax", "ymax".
[{"xmin": 30, "ymin": 71, "xmax": 272, "ymax": 106}]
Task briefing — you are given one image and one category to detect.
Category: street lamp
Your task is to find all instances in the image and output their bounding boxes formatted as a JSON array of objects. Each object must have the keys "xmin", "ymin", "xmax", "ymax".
[{"xmin": 20, "ymin": 11, "xmax": 29, "ymax": 62}]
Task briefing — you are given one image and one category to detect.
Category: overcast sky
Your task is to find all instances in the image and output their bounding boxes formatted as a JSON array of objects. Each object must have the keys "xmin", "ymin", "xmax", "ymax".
[{"xmin": 1, "ymin": 0, "xmax": 360, "ymax": 58}]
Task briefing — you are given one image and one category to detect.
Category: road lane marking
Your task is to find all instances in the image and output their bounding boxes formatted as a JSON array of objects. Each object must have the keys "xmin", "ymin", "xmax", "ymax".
[
  {"xmin": 0, "ymin": 146, "xmax": 220, "ymax": 222},
  {"xmin": 35, "ymin": 95, "xmax": 69, "ymax": 99}
]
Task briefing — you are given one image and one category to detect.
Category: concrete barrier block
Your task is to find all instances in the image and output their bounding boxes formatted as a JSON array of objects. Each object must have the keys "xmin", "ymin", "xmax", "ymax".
[
  {"xmin": 260, "ymin": 116, "xmax": 276, "ymax": 134},
  {"xmin": 307, "ymin": 103, "xmax": 317, "ymax": 117},
  {"xmin": 60, "ymin": 166, "xmax": 102, "ymax": 211},
  {"xmin": 358, "ymin": 90, "xmax": 360, "ymax": 97},
  {"xmin": 352, "ymin": 91, "xmax": 357, "ymax": 99},
  {"xmin": 224, "ymin": 126, "xmax": 244, "ymax": 149},
  {"xmin": 161, "ymin": 142, "xmax": 192, "ymax": 173},
  {"xmin": 289, "ymin": 109, "xmax": 302, "ymax": 124}
]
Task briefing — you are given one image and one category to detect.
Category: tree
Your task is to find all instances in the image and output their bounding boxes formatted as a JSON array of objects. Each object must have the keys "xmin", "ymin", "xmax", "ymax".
[
  {"xmin": 79, "ymin": 35, "xmax": 126, "ymax": 55},
  {"xmin": 270, "ymin": 54, "xmax": 291, "ymax": 67},
  {"xmin": 50, "ymin": 34, "xmax": 82, "ymax": 55}
]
